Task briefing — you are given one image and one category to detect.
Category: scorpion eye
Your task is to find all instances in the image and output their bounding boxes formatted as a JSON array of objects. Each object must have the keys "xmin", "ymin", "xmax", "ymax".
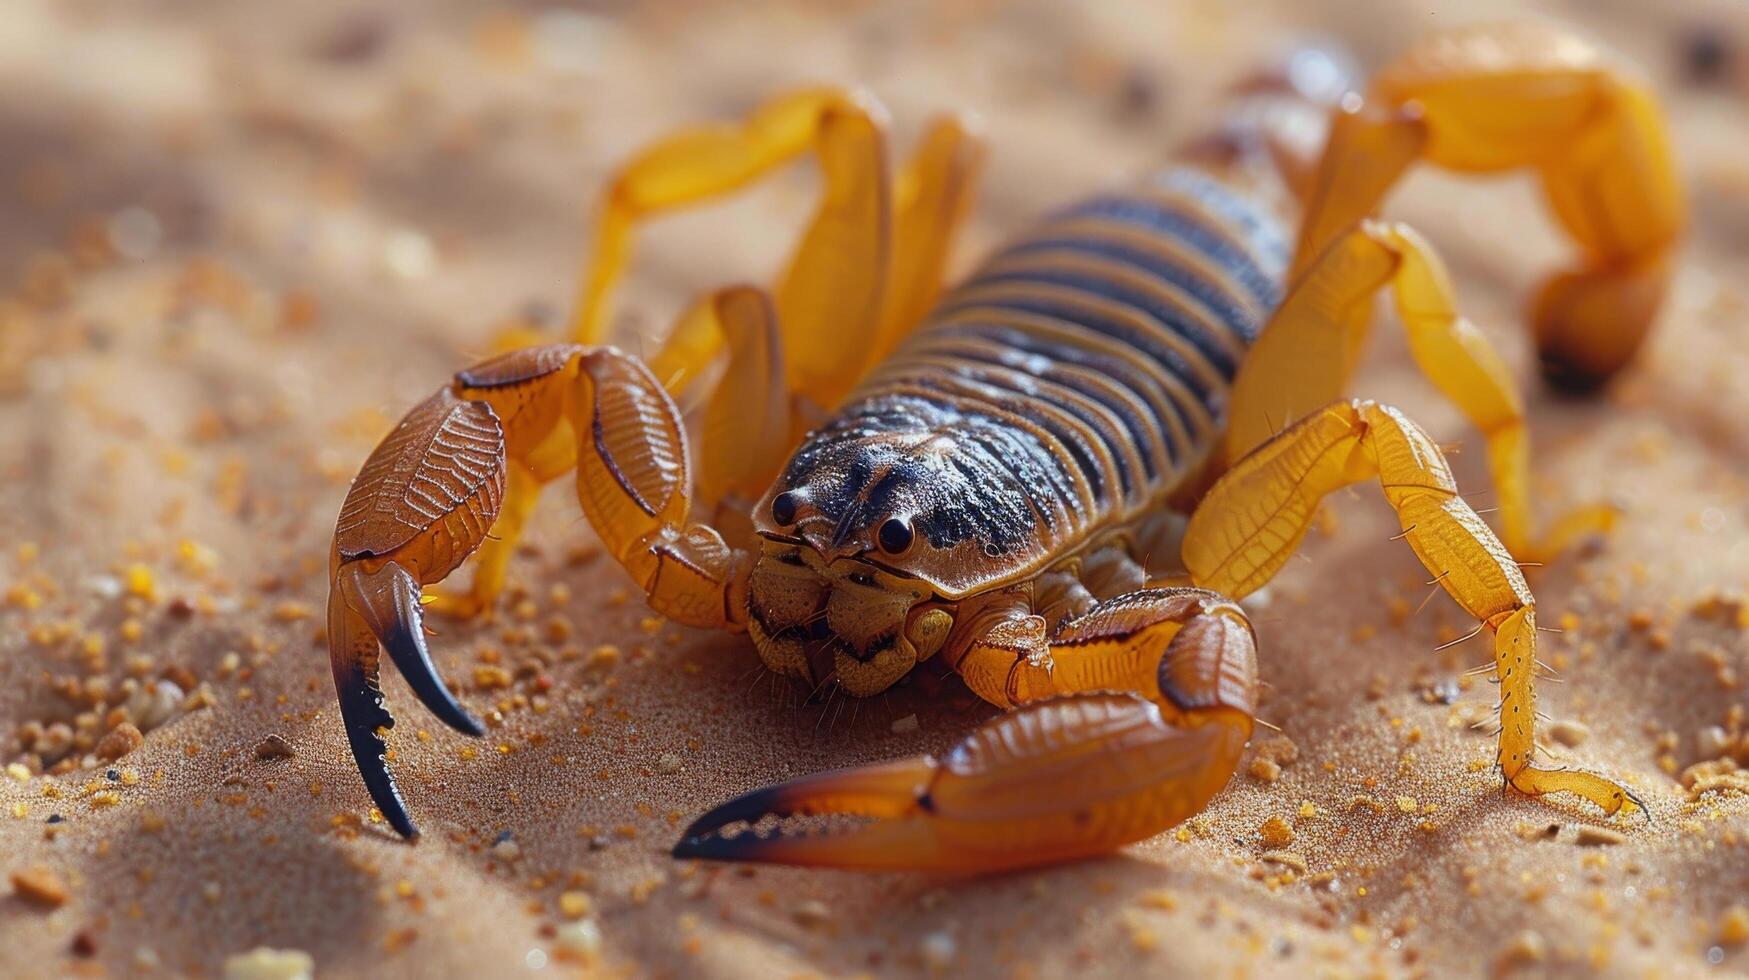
[
  {"xmin": 876, "ymin": 517, "xmax": 914, "ymax": 555},
  {"xmin": 771, "ymin": 491, "xmax": 800, "ymax": 527}
]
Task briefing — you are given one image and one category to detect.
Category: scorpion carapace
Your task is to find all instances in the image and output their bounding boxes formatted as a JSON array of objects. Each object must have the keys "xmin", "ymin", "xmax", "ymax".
[{"xmin": 329, "ymin": 22, "xmax": 1670, "ymax": 864}]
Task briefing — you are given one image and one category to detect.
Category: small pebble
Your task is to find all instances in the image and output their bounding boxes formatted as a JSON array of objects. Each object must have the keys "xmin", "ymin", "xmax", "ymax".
[
  {"xmin": 1721, "ymin": 904, "xmax": 1749, "ymax": 945},
  {"xmin": 1547, "ymin": 719, "xmax": 1590, "ymax": 748},
  {"xmin": 1681, "ymin": 25, "xmax": 1733, "ymax": 85},
  {"xmin": 554, "ymin": 919, "xmax": 602, "ymax": 957},
  {"xmin": 94, "ymin": 722, "xmax": 144, "ymax": 762},
  {"xmin": 920, "ymin": 930, "xmax": 956, "ymax": 972},
  {"xmin": 1255, "ymin": 736, "xmax": 1299, "ymax": 767},
  {"xmin": 254, "ymin": 734, "xmax": 296, "ymax": 760},
  {"xmin": 222, "ymin": 947, "xmax": 315, "ymax": 980},
  {"xmin": 793, "ymin": 899, "xmax": 831, "ymax": 930},
  {"xmin": 129, "ymin": 680, "xmax": 184, "ymax": 731},
  {"xmin": 1575, "ymin": 825, "xmax": 1626, "ymax": 847},
  {"xmin": 1258, "ymin": 816, "xmax": 1295, "ymax": 848},
  {"xmin": 491, "ymin": 838, "xmax": 521, "ymax": 861},
  {"xmin": 890, "ymin": 714, "xmax": 919, "ymax": 734},
  {"xmin": 10, "ymin": 867, "xmax": 69, "ymax": 908},
  {"xmin": 656, "ymin": 752, "xmax": 682, "ymax": 775},
  {"xmin": 383, "ymin": 229, "xmax": 436, "ymax": 280},
  {"xmin": 558, "ymin": 891, "xmax": 592, "ymax": 919},
  {"xmin": 1698, "ymin": 725, "xmax": 1731, "ymax": 759},
  {"xmin": 85, "ymin": 575, "xmax": 122, "ymax": 600},
  {"xmin": 1260, "ymin": 850, "xmax": 1308, "ymax": 874},
  {"xmin": 71, "ymin": 928, "xmax": 99, "ymax": 957},
  {"xmin": 1501, "ymin": 929, "xmax": 1547, "ymax": 965}
]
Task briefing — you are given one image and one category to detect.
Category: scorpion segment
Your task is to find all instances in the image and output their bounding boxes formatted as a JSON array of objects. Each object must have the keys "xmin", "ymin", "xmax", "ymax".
[
  {"xmin": 329, "ymin": 388, "xmax": 507, "ymax": 836},
  {"xmin": 676, "ymin": 597, "xmax": 1258, "ymax": 872}
]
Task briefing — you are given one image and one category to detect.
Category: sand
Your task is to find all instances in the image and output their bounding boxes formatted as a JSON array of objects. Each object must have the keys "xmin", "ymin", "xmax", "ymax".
[{"xmin": 2, "ymin": 0, "xmax": 1748, "ymax": 976}]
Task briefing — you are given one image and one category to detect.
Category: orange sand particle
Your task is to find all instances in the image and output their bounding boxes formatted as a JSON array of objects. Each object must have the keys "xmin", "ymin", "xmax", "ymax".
[
  {"xmin": 1258, "ymin": 816, "xmax": 1294, "ymax": 848},
  {"xmin": 9, "ymin": 867, "xmax": 69, "ymax": 908},
  {"xmin": 1247, "ymin": 757, "xmax": 1281, "ymax": 783},
  {"xmin": 1720, "ymin": 905, "xmax": 1749, "ymax": 946}
]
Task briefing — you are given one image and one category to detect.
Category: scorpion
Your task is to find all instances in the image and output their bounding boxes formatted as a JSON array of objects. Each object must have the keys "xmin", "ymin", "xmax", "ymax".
[{"xmin": 327, "ymin": 22, "xmax": 1678, "ymax": 871}]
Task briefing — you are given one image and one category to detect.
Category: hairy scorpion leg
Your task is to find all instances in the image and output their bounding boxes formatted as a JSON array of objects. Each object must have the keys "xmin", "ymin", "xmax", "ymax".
[
  {"xmin": 675, "ymin": 590, "xmax": 1257, "ymax": 871},
  {"xmin": 1291, "ymin": 21, "xmax": 1682, "ymax": 390},
  {"xmin": 573, "ymin": 87, "xmax": 982, "ymax": 409},
  {"xmin": 329, "ymin": 344, "xmax": 755, "ymax": 835},
  {"xmin": 1186, "ymin": 399, "xmax": 1643, "ymax": 815},
  {"xmin": 1227, "ymin": 219, "xmax": 1615, "ymax": 561}
]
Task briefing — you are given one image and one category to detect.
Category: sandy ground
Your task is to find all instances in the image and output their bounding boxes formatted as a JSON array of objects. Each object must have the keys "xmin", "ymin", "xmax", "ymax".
[{"xmin": 2, "ymin": 0, "xmax": 1749, "ymax": 977}]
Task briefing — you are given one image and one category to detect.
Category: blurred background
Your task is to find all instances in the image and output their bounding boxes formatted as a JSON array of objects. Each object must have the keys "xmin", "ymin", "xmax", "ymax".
[{"xmin": 2, "ymin": 1, "xmax": 1748, "ymax": 977}]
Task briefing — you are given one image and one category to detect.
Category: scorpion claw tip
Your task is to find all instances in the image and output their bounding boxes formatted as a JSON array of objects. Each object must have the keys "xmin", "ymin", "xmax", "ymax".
[
  {"xmin": 334, "ymin": 678, "xmax": 420, "ymax": 840},
  {"xmin": 339, "ymin": 561, "xmax": 483, "ymax": 739},
  {"xmin": 670, "ymin": 758, "xmax": 952, "ymax": 870},
  {"xmin": 675, "ymin": 781, "xmax": 805, "ymax": 846},
  {"xmin": 671, "ymin": 831, "xmax": 757, "ymax": 863}
]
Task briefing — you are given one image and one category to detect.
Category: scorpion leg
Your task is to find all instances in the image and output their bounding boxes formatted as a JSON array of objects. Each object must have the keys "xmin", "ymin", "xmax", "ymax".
[
  {"xmin": 1294, "ymin": 22, "xmax": 1682, "ymax": 389},
  {"xmin": 571, "ymin": 87, "xmax": 891, "ymax": 410},
  {"xmin": 572, "ymin": 90, "xmax": 981, "ymax": 409},
  {"xmin": 675, "ymin": 591, "xmax": 1256, "ymax": 872},
  {"xmin": 870, "ymin": 112, "xmax": 986, "ymax": 363},
  {"xmin": 1229, "ymin": 219, "xmax": 1614, "ymax": 560},
  {"xmin": 646, "ymin": 285, "xmax": 792, "ymax": 509},
  {"xmin": 1186, "ymin": 398, "xmax": 1643, "ymax": 817}
]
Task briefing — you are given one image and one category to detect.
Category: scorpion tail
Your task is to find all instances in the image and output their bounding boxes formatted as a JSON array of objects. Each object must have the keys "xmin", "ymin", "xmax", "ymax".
[{"xmin": 673, "ymin": 693, "xmax": 1249, "ymax": 873}]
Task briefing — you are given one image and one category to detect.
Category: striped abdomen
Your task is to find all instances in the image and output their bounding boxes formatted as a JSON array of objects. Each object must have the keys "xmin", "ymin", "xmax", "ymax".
[{"xmin": 778, "ymin": 165, "xmax": 1293, "ymax": 591}]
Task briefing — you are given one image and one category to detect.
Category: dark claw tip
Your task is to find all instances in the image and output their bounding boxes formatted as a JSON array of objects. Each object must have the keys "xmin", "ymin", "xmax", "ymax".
[
  {"xmin": 672, "ymin": 829, "xmax": 770, "ymax": 863},
  {"xmin": 677, "ymin": 783, "xmax": 795, "ymax": 844},
  {"xmin": 338, "ymin": 701, "xmax": 419, "ymax": 839},
  {"xmin": 374, "ymin": 567, "xmax": 485, "ymax": 738}
]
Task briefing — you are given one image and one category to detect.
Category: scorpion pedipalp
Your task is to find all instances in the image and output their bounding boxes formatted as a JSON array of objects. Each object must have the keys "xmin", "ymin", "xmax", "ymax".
[
  {"xmin": 328, "ymin": 387, "xmax": 508, "ymax": 835},
  {"xmin": 673, "ymin": 693, "xmax": 1250, "ymax": 872}
]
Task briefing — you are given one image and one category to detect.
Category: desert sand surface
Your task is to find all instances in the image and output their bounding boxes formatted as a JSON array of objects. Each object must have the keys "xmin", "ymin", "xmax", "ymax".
[{"xmin": 3, "ymin": 0, "xmax": 1749, "ymax": 977}]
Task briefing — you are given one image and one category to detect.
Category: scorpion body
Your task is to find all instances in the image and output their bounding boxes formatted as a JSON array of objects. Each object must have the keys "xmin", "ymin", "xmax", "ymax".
[
  {"xmin": 744, "ymin": 157, "xmax": 1292, "ymax": 703},
  {"xmin": 328, "ymin": 24, "xmax": 1677, "ymax": 870}
]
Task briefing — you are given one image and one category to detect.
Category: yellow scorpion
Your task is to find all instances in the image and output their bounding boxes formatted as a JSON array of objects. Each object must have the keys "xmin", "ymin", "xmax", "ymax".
[{"xmin": 328, "ymin": 23, "xmax": 1676, "ymax": 871}]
